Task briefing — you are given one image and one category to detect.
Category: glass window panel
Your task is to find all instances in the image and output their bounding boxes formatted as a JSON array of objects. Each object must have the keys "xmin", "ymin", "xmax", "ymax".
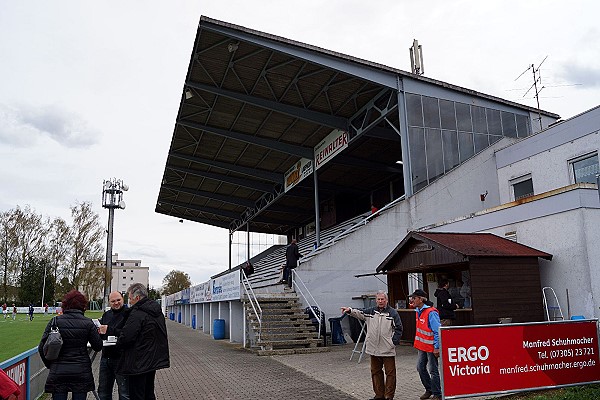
[
  {"xmin": 442, "ymin": 129, "xmax": 459, "ymax": 172},
  {"xmin": 422, "ymin": 96, "xmax": 441, "ymax": 128},
  {"xmin": 456, "ymin": 102, "xmax": 472, "ymax": 132},
  {"xmin": 440, "ymin": 100, "xmax": 457, "ymax": 130},
  {"xmin": 489, "ymin": 135, "xmax": 502, "ymax": 145},
  {"xmin": 409, "ymin": 127, "xmax": 427, "ymax": 192},
  {"xmin": 426, "ymin": 128, "xmax": 444, "ymax": 183},
  {"xmin": 516, "ymin": 114, "xmax": 530, "ymax": 137},
  {"xmin": 474, "ymin": 133, "xmax": 489, "ymax": 153},
  {"xmin": 573, "ymin": 154, "xmax": 599, "ymax": 184},
  {"xmin": 406, "ymin": 93, "xmax": 423, "ymax": 127},
  {"xmin": 458, "ymin": 131, "xmax": 474, "ymax": 163},
  {"xmin": 472, "ymin": 106, "xmax": 487, "ymax": 133},
  {"xmin": 501, "ymin": 111, "xmax": 517, "ymax": 137},
  {"xmin": 513, "ymin": 178, "xmax": 534, "ymax": 200},
  {"xmin": 486, "ymin": 109, "xmax": 502, "ymax": 135}
]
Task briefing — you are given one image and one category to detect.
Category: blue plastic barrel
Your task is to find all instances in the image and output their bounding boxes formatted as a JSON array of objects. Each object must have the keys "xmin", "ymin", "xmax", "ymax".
[
  {"xmin": 191, "ymin": 315, "xmax": 196, "ymax": 329},
  {"xmin": 213, "ymin": 319, "xmax": 225, "ymax": 340},
  {"xmin": 178, "ymin": 312, "xmax": 181, "ymax": 323}
]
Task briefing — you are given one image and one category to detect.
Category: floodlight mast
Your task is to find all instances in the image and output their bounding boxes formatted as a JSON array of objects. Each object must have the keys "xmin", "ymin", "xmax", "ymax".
[{"xmin": 102, "ymin": 178, "xmax": 128, "ymax": 310}]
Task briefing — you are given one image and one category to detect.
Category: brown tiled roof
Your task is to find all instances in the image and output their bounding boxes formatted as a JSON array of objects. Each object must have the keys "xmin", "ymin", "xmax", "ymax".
[{"xmin": 417, "ymin": 232, "xmax": 552, "ymax": 259}]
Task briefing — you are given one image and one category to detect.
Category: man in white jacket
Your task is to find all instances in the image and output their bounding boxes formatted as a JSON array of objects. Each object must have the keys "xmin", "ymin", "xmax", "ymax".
[{"xmin": 341, "ymin": 291, "xmax": 403, "ymax": 400}]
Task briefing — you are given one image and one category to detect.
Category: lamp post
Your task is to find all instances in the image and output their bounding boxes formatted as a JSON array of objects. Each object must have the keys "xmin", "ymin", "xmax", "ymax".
[{"xmin": 102, "ymin": 178, "xmax": 128, "ymax": 310}]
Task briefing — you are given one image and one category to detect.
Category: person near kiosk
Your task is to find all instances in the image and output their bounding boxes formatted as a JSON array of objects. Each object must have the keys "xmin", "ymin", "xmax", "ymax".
[
  {"xmin": 434, "ymin": 279, "xmax": 460, "ymax": 326},
  {"xmin": 410, "ymin": 289, "xmax": 442, "ymax": 400},
  {"xmin": 341, "ymin": 291, "xmax": 403, "ymax": 400}
]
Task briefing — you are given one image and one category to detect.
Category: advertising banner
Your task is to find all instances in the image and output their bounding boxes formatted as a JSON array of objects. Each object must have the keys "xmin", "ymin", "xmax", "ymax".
[
  {"xmin": 210, "ymin": 270, "xmax": 241, "ymax": 302},
  {"xmin": 314, "ymin": 129, "xmax": 348, "ymax": 170},
  {"xmin": 190, "ymin": 283, "xmax": 206, "ymax": 304},
  {"xmin": 440, "ymin": 320, "xmax": 600, "ymax": 398},
  {"xmin": 4, "ymin": 358, "xmax": 27, "ymax": 400},
  {"xmin": 284, "ymin": 158, "xmax": 313, "ymax": 192}
]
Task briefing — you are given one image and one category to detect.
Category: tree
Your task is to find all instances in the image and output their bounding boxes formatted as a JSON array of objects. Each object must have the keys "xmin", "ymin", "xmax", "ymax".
[
  {"xmin": 162, "ymin": 270, "xmax": 191, "ymax": 295},
  {"xmin": 47, "ymin": 217, "xmax": 72, "ymax": 296},
  {"xmin": 19, "ymin": 257, "xmax": 54, "ymax": 305},
  {"xmin": 67, "ymin": 202, "xmax": 105, "ymax": 288},
  {"xmin": 0, "ymin": 210, "xmax": 18, "ymax": 302},
  {"xmin": 148, "ymin": 286, "xmax": 162, "ymax": 301},
  {"xmin": 78, "ymin": 261, "xmax": 109, "ymax": 302},
  {"xmin": 12, "ymin": 206, "xmax": 47, "ymax": 287}
]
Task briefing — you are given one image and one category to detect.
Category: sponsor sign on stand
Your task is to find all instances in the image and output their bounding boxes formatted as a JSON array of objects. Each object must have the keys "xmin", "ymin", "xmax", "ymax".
[
  {"xmin": 211, "ymin": 270, "xmax": 241, "ymax": 302},
  {"xmin": 5, "ymin": 358, "xmax": 27, "ymax": 400},
  {"xmin": 314, "ymin": 129, "xmax": 348, "ymax": 170},
  {"xmin": 440, "ymin": 320, "xmax": 600, "ymax": 399},
  {"xmin": 284, "ymin": 158, "xmax": 312, "ymax": 192}
]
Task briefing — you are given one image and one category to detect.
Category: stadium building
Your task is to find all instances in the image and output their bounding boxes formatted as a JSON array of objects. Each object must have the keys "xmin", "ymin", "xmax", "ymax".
[{"xmin": 158, "ymin": 17, "xmax": 599, "ymax": 350}]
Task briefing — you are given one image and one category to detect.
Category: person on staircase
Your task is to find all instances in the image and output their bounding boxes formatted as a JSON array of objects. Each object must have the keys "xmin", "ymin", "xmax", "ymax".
[
  {"xmin": 282, "ymin": 238, "xmax": 302, "ymax": 289},
  {"xmin": 341, "ymin": 291, "xmax": 403, "ymax": 400}
]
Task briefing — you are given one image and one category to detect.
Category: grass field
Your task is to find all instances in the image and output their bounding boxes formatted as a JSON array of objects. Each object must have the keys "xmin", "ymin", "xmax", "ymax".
[{"xmin": 0, "ymin": 310, "xmax": 103, "ymax": 363}]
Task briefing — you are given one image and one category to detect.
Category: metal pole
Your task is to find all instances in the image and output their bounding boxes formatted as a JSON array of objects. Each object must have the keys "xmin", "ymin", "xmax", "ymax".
[
  {"xmin": 228, "ymin": 231, "xmax": 232, "ymax": 270},
  {"xmin": 313, "ymin": 165, "xmax": 321, "ymax": 248},
  {"xmin": 397, "ymin": 76, "xmax": 413, "ymax": 198},
  {"xmin": 41, "ymin": 261, "xmax": 47, "ymax": 306},
  {"xmin": 104, "ymin": 206, "xmax": 115, "ymax": 310},
  {"xmin": 247, "ymin": 222, "xmax": 250, "ymax": 261}
]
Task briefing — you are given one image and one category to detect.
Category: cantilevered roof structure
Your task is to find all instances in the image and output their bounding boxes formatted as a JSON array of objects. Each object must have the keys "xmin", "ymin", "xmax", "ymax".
[{"xmin": 156, "ymin": 16, "xmax": 559, "ymax": 236}]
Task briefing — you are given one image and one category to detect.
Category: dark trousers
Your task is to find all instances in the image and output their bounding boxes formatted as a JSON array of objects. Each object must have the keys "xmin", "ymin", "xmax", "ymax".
[
  {"xmin": 98, "ymin": 357, "xmax": 129, "ymax": 400},
  {"xmin": 282, "ymin": 266, "xmax": 292, "ymax": 287},
  {"xmin": 127, "ymin": 371, "xmax": 156, "ymax": 400},
  {"xmin": 52, "ymin": 393, "xmax": 86, "ymax": 400},
  {"xmin": 370, "ymin": 355, "xmax": 396, "ymax": 399},
  {"xmin": 417, "ymin": 350, "xmax": 441, "ymax": 396}
]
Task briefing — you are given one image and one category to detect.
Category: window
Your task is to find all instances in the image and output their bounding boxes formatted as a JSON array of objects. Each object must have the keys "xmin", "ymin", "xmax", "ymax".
[
  {"xmin": 123, "ymin": 276, "xmax": 127, "ymax": 279},
  {"xmin": 511, "ymin": 175, "xmax": 534, "ymax": 200},
  {"xmin": 131, "ymin": 277, "xmax": 134, "ymax": 280},
  {"xmin": 120, "ymin": 263, "xmax": 124, "ymax": 267},
  {"xmin": 131, "ymin": 270, "xmax": 134, "ymax": 273},
  {"xmin": 135, "ymin": 263, "xmax": 139, "ymax": 266},
  {"xmin": 123, "ymin": 269, "xmax": 126, "ymax": 273},
  {"xmin": 571, "ymin": 153, "xmax": 599, "ymax": 184}
]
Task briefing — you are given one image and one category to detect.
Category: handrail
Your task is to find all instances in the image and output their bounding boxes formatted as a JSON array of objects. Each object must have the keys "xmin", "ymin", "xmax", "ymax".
[
  {"xmin": 300, "ymin": 195, "xmax": 406, "ymax": 263},
  {"xmin": 241, "ymin": 270, "xmax": 263, "ymax": 345},
  {"xmin": 291, "ymin": 269, "xmax": 322, "ymax": 339}
]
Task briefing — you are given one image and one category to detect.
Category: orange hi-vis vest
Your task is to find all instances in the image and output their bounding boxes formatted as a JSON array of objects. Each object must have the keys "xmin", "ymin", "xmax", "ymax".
[{"xmin": 414, "ymin": 306, "xmax": 438, "ymax": 352}]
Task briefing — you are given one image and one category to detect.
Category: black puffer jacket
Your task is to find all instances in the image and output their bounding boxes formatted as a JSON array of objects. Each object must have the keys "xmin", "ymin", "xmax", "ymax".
[
  {"xmin": 99, "ymin": 305, "xmax": 128, "ymax": 359},
  {"xmin": 434, "ymin": 287, "xmax": 458, "ymax": 319},
  {"xmin": 116, "ymin": 297, "xmax": 169, "ymax": 376},
  {"xmin": 38, "ymin": 310, "xmax": 103, "ymax": 393}
]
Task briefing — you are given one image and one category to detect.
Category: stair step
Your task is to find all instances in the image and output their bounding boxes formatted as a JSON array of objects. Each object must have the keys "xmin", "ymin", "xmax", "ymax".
[
  {"xmin": 260, "ymin": 332, "xmax": 319, "ymax": 340},
  {"xmin": 246, "ymin": 308, "xmax": 305, "ymax": 315},
  {"xmin": 256, "ymin": 347, "xmax": 330, "ymax": 356},
  {"xmin": 250, "ymin": 321, "xmax": 315, "ymax": 329},
  {"xmin": 257, "ymin": 338, "xmax": 322, "ymax": 347},
  {"xmin": 248, "ymin": 313, "xmax": 308, "ymax": 320}
]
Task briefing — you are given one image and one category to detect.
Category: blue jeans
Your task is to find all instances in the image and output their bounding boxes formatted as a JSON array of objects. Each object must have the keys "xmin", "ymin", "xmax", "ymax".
[
  {"xmin": 52, "ymin": 393, "xmax": 86, "ymax": 400},
  {"xmin": 416, "ymin": 349, "xmax": 441, "ymax": 396},
  {"xmin": 98, "ymin": 357, "xmax": 129, "ymax": 400}
]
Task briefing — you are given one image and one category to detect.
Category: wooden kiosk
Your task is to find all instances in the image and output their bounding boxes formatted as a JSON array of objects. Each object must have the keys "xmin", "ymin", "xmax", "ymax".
[{"xmin": 376, "ymin": 231, "xmax": 552, "ymax": 342}]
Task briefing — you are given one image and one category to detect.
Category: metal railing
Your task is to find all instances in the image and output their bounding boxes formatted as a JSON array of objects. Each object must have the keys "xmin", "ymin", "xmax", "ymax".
[
  {"xmin": 291, "ymin": 269, "xmax": 322, "ymax": 338},
  {"xmin": 241, "ymin": 270, "xmax": 263, "ymax": 346},
  {"xmin": 300, "ymin": 195, "xmax": 406, "ymax": 263}
]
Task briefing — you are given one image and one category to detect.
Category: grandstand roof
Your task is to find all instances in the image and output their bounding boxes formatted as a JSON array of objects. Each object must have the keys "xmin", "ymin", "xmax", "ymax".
[{"xmin": 156, "ymin": 16, "xmax": 560, "ymax": 234}]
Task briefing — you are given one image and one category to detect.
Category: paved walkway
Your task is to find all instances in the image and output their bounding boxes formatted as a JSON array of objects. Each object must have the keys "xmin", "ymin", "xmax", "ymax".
[{"xmin": 92, "ymin": 319, "xmax": 497, "ymax": 399}]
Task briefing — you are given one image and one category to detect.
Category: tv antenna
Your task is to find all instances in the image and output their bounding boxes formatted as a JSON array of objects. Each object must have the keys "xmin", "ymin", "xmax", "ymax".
[
  {"xmin": 409, "ymin": 39, "xmax": 424, "ymax": 75},
  {"xmin": 515, "ymin": 56, "xmax": 548, "ymax": 131}
]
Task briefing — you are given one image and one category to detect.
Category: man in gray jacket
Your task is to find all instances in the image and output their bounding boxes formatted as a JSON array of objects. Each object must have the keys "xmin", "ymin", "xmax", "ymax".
[{"xmin": 341, "ymin": 291, "xmax": 403, "ymax": 400}]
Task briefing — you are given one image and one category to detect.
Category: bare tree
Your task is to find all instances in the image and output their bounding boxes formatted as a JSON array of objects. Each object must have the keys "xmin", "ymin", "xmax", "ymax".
[
  {"xmin": 78, "ymin": 260, "xmax": 109, "ymax": 301},
  {"xmin": 67, "ymin": 202, "xmax": 105, "ymax": 288},
  {"xmin": 0, "ymin": 210, "xmax": 18, "ymax": 302},
  {"xmin": 162, "ymin": 270, "xmax": 191, "ymax": 295},
  {"xmin": 12, "ymin": 206, "xmax": 47, "ymax": 287},
  {"xmin": 47, "ymin": 217, "xmax": 73, "ymax": 292}
]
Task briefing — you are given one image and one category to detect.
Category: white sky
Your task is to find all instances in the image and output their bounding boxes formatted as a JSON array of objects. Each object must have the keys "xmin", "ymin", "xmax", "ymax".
[{"xmin": 1, "ymin": 1, "xmax": 599, "ymax": 289}]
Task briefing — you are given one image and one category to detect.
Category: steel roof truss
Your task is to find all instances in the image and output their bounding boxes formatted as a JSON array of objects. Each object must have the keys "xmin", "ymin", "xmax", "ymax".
[
  {"xmin": 162, "ymin": 184, "xmax": 256, "ymax": 208},
  {"xmin": 169, "ymin": 151, "xmax": 282, "ymax": 183},
  {"xmin": 177, "ymin": 119, "xmax": 313, "ymax": 158},
  {"xmin": 185, "ymin": 81, "xmax": 348, "ymax": 130},
  {"xmin": 349, "ymin": 89, "xmax": 398, "ymax": 142},
  {"xmin": 166, "ymin": 165, "xmax": 274, "ymax": 193}
]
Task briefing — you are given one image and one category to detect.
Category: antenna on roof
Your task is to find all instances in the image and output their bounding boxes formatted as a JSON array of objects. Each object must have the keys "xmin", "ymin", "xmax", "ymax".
[
  {"xmin": 515, "ymin": 56, "xmax": 548, "ymax": 131},
  {"xmin": 409, "ymin": 39, "xmax": 424, "ymax": 75}
]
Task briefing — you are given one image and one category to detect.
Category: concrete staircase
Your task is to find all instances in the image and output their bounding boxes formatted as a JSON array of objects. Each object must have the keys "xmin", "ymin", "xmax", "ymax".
[{"xmin": 245, "ymin": 292, "xmax": 330, "ymax": 356}]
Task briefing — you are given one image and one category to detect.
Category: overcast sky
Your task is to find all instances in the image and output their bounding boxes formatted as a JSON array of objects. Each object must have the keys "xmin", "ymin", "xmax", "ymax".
[{"xmin": 1, "ymin": 1, "xmax": 599, "ymax": 289}]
